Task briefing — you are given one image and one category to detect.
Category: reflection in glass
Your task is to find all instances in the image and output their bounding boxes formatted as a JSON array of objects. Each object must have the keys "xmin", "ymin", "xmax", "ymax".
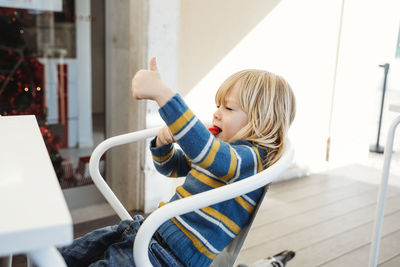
[{"xmin": 0, "ymin": 1, "xmax": 105, "ymax": 189}]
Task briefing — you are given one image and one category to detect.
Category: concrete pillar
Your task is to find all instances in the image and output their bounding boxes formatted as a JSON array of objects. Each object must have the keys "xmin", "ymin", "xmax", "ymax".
[
  {"xmin": 105, "ymin": 0, "xmax": 148, "ymax": 211},
  {"xmin": 144, "ymin": 0, "xmax": 181, "ymax": 213}
]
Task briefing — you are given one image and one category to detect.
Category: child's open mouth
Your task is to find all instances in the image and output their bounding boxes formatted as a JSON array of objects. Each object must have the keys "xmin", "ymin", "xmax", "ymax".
[{"xmin": 208, "ymin": 126, "xmax": 222, "ymax": 136}]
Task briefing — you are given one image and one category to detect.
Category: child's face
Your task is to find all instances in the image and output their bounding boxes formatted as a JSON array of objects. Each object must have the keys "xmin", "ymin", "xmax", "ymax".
[{"xmin": 213, "ymin": 83, "xmax": 248, "ymax": 142}]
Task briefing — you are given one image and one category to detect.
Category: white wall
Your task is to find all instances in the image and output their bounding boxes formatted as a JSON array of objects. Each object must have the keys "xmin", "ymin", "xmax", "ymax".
[
  {"xmin": 183, "ymin": 0, "xmax": 400, "ymax": 172},
  {"xmin": 143, "ymin": 0, "xmax": 400, "ymax": 212},
  {"xmin": 329, "ymin": 0, "xmax": 400, "ymax": 168},
  {"xmin": 178, "ymin": 0, "xmax": 281, "ymax": 95},
  {"xmin": 145, "ymin": 0, "xmax": 182, "ymax": 213},
  {"xmin": 185, "ymin": 0, "xmax": 342, "ymax": 172}
]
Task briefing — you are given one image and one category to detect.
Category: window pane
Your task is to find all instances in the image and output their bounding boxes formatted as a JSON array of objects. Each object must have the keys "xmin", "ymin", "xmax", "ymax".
[{"xmin": 0, "ymin": 1, "xmax": 105, "ymax": 189}]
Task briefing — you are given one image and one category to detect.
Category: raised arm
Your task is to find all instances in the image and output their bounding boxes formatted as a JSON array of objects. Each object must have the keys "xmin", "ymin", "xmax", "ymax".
[
  {"xmin": 157, "ymin": 94, "xmax": 264, "ymax": 183},
  {"xmin": 131, "ymin": 57, "xmax": 264, "ymax": 182}
]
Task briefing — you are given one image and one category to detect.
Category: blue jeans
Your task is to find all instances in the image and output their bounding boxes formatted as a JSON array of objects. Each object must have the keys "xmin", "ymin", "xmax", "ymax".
[{"xmin": 59, "ymin": 215, "xmax": 184, "ymax": 267}]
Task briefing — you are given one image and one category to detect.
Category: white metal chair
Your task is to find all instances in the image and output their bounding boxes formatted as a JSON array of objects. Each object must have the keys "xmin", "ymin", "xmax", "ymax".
[{"xmin": 89, "ymin": 126, "xmax": 294, "ymax": 267}]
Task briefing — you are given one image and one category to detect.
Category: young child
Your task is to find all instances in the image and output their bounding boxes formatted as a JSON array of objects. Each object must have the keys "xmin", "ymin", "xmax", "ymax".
[{"xmin": 59, "ymin": 58, "xmax": 296, "ymax": 266}]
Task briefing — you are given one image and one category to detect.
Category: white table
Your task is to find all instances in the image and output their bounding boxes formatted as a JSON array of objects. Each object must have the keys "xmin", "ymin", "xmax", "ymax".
[
  {"xmin": 369, "ymin": 104, "xmax": 400, "ymax": 267},
  {"xmin": 0, "ymin": 115, "xmax": 72, "ymax": 267}
]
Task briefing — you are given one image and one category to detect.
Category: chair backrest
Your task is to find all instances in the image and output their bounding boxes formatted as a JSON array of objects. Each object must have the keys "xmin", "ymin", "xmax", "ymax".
[
  {"xmin": 210, "ymin": 185, "xmax": 269, "ymax": 267},
  {"xmin": 89, "ymin": 127, "xmax": 294, "ymax": 267}
]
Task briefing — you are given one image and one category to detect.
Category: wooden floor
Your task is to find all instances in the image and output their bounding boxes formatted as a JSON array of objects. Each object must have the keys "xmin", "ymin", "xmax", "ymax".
[
  {"xmin": 236, "ymin": 164, "xmax": 400, "ymax": 267},
  {"xmin": 6, "ymin": 164, "xmax": 400, "ymax": 267}
]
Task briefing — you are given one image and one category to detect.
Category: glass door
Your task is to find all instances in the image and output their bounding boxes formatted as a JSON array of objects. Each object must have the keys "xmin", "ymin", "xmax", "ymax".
[{"xmin": 0, "ymin": 0, "xmax": 106, "ymax": 191}]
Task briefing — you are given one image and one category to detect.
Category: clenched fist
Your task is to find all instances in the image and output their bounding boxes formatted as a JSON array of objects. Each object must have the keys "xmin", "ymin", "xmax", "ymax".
[{"xmin": 156, "ymin": 126, "xmax": 175, "ymax": 147}]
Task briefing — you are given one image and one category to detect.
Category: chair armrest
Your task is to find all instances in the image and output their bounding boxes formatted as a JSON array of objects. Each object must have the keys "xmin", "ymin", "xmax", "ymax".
[{"xmin": 89, "ymin": 127, "xmax": 162, "ymax": 220}]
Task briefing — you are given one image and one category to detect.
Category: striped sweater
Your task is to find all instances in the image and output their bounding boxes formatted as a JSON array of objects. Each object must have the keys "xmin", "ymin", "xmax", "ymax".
[{"xmin": 151, "ymin": 94, "xmax": 266, "ymax": 266}]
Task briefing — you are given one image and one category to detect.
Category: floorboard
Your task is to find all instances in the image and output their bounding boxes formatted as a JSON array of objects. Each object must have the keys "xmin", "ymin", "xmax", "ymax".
[
  {"xmin": 238, "ymin": 195, "xmax": 400, "ymax": 265},
  {"xmin": 380, "ymin": 254, "xmax": 400, "ymax": 267},
  {"xmin": 243, "ymin": 187, "xmax": 400, "ymax": 251},
  {"xmin": 254, "ymin": 181, "xmax": 375, "ymax": 227},
  {"xmin": 291, "ymin": 211, "xmax": 400, "ymax": 266},
  {"xmin": 236, "ymin": 164, "xmax": 400, "ymax": 266},
  {"xmin": 320, "ymin": 229, "xmax": 400, "ymax": 266}
]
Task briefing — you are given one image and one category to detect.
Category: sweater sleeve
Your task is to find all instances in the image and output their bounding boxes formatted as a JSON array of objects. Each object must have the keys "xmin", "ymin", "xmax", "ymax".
[
  {"xmin": 158, "ymin": 94, "xmax": 264, "ymax": 183},
  {"xmin": 149, "ymin": 137, "xmax": 191, "ymax": 178}
]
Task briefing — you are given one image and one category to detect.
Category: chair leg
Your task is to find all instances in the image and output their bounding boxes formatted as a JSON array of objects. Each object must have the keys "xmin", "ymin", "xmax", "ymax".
[
  {"xmin": 0, "ymin": 255, "xmax": 12, "ymax": 267},
  {"xmin": 0, "ymin": 254, "xmax": 12, "ymax": 267},
  {"xmin": 27, "ymin": 257, "xmax": 33, "ymax": 267}
]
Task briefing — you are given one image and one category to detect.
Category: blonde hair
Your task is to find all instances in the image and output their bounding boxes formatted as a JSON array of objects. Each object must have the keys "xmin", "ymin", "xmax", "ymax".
[{"xmin": 215, "ymin": 69, "xmax": 296, "ymax": 167}]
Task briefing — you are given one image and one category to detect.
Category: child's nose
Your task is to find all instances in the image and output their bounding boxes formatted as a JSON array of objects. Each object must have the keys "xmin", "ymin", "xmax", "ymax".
[{"xmin": 213, "ymin": 109, "xmax": 221, "ymax": 120}]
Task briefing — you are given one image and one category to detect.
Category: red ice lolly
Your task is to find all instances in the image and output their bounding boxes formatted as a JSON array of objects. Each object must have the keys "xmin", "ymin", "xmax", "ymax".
[{"xmin": 208, "ymin": 126, "xmax": 221, "ymax": 136}]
